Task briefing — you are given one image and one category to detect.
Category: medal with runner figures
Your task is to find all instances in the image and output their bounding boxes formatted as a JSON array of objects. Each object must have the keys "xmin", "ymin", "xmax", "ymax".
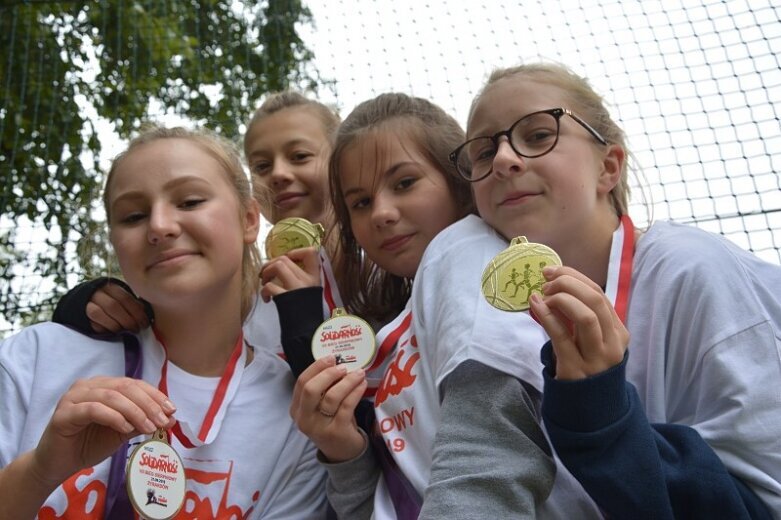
[{"xmin": 482, "ymin": 236, "xmax": 562, "ymax": 311}]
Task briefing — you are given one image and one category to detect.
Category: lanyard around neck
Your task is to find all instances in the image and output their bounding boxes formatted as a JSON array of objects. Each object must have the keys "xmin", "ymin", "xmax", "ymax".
[
  {"xmin": 319, "ymin": 249, "xmax": 341, "ymax": 314},
  {"xmin": 154, "ymin": 329, "xmax": 247, "ymax": 448},
  {"xmin": 604, "ymin": 214, "xmax": 635, "ymax": 323}
]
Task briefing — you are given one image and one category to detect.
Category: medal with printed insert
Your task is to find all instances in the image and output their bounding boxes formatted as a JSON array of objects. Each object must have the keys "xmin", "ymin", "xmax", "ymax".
[
  {"xmin": 126, "ymin": 428, "xmax": 186, "ymax": 520},
  {"xmin": 312, "ymin": 308, "xmax": 377, "ymax": 371}
]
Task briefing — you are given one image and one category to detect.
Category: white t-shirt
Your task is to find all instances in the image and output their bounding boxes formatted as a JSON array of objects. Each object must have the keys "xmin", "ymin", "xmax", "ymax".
[
  {"xmin": 0, "ymin": 324, "xmax": 327, "ymax": 519},
  {"xmin": 371, "ymin": 215, "xmax": 600, "ymax": 518},
  {"xmin": 627, "ymin": 220, "xmax": 781, "ymax": 514}
]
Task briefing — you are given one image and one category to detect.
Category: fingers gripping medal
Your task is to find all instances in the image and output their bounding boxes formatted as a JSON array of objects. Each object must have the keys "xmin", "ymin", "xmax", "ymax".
[
  {"xmin": 126, "ymin": 429, "xmax": 186, "ymax": 520},
  {"xmin": 265, "ymin": 217, "xmax": 325, "ymax": 260},
  {"xmin": 482, "ymin": 236, "xmax": 562, "ymax": 312},
  {"xmin": 312, "ymin": 308, "xmax": 377, "ymax": 371}
]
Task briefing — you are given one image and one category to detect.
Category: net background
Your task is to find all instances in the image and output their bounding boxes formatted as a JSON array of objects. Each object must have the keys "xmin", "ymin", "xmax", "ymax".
[{"xmin": 1, "ymin": 0, "xmax": 780, "ymax": 336}]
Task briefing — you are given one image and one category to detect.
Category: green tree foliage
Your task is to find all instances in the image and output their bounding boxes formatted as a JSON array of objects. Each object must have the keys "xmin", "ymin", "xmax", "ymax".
[{"xmin": 0, "ymin": 0, "xmax": 325, "ymax": 331}]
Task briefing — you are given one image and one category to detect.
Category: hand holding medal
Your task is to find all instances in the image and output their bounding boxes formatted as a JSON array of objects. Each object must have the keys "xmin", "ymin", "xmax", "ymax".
[
  {"xmin": 528, "ymin": 266, "xmax": 629, "ymax": 380},
  {"xmin": 285, "ymin": 307, "xmax": 376, "ymax": 463},
  {"xmin": 527, "ymin": 217, "xmax": 634, "ymax": 380},
  {"xmin": 261, "ymin": 218, "xmax": 325, "ymax": 302},
  {"xmin": 289, "ymin": 356, "xmax": 369, "ymax": 463},
  {"xmin": 483, "ymin": 234, "xmax": 629, "ymax": 380},
  {"xmin": 124, "ymin": 330, "xmax": 248, "ymax": 518},
  {"xmin": 33, "ymin": 376, "xmax": 176, "ymax": 487},
  {"xmin": 482, "ymin": 236, "xmax": 562, "ymax": 312}
]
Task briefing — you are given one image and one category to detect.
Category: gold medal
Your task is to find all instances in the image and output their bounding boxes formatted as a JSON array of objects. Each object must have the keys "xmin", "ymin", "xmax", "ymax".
[
  {"xmin": 312, "ymin": 308, "xmax": 377, "ymax": 371},
  {"xmin": 264, "ymin": 217, "xmax": 325, "ymax": 260},
  {"xmin": 126, "ymin": 428, "xmax": 186, "ymax": 520},
  {"xmin": 481, "ymin": 237, "xmax": 562, "ymax": 312}
]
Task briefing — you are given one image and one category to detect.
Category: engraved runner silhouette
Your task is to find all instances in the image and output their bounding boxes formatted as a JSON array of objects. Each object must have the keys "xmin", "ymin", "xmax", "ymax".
[
  {"xmin": 281, "ymin": 236, "xmax": 304, "ymax": 249},
  {"xmin": 502, "ymin": 264, "xmax": 535, "ymax": 299},
  {"xmin": 524, "ymin": 261, "xmax": 548, "ymax": 301},
  {"xmin": 502, "ymin": 268, "xmax": 521, "ymax": 293}
]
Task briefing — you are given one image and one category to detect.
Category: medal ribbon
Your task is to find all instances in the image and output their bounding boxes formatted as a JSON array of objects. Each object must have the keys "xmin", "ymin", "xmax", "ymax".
[
  {"xmin": 319, "ymin": 249, "xmax": 343, "ymax": 315},
  {"xmin": 105, "ymin": 333, "xmax": 143, "ymax": 520},
  {"xmin": 603, "ymin": 214, "xmax": 635, "ymax": 323},
  {"xmin": 154, "ymin": 329, "xmax": 247, "ymax": 448}
]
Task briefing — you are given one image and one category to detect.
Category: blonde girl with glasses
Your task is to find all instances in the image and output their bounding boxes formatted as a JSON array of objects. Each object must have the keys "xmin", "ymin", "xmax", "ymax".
[
  {"xmin": 0, "ymin": 127, "xmax": 326, "ymax": 518},
  {"xmin": 289, "ymin": 93, "xmax": 602, "ymax": 519},
  {"xmin": 458, "ymin": 62, "xmax": 781, "ymax": 518}
]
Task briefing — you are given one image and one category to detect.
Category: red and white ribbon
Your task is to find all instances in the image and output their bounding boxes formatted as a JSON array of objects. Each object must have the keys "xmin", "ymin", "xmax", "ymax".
[
  {"xmin": 604, "ymin": 215, "xmax": 635, "ymax": 323},
  {"xmin": 319, "ymin": 249, "xmax": 343, "ymax": 316},
  {"xmin": 154, "ymin": 330, "xmax": 247, "ymax": 448}
]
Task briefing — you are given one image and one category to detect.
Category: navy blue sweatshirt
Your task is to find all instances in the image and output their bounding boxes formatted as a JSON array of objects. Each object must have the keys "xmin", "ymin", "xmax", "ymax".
[{"xmin": 540, "ymin": 341, "xmax": 771, "ymax": 519}]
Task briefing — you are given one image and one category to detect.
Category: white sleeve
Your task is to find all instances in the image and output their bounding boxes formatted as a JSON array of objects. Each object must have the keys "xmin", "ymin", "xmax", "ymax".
[
  {"xmin": 0, "ymin": 327, "xmax": 38, "ymax": 468},
  {"xmin": 689, "ymin": 321, "xmax": 781, "ymax": 515},
  {"xmin": 412, "ymin": 216, "xmax": 548, "ymax": 393},
  {"xmin": 631, "ymin": 223, "xmax": 781, "ymax": 514}
]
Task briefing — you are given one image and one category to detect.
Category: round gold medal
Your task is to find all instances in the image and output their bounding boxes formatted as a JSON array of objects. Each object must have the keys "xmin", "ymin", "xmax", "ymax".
[
  {"xmin": 481, "ymin": 236, "xmax": 562, "ymax": 312},
  {"xmin": 312, "ymin": 308, "xmax": 377, "ymax": 371},
  {"xmin": 126, "ymin": 429, "xmax": 186, "ymax": 520},
  {"xmin": 264, "ymin": 217, "xmax": 325, "ymax": 260}
]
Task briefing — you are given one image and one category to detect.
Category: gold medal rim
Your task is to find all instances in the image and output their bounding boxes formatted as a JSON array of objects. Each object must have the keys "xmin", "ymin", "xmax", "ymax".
[
  {"xmin": 311, "ymin": 312, "xmax": 378, "ymax": 370},
  {"xmin": 481, "ymin": 238, "xmax": 562, "ymax": 312},
  {"xmin": 126, "ymin": 436, "xmax": 187, "ymax": 520}
]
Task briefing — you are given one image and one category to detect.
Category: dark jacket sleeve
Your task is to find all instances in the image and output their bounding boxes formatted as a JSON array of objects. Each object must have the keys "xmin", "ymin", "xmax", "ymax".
[
  {"xmin": 273, "ymin": 286, "xmax": 326, "ymax": 378},
  {"xmin": 51, "ymin": 277, "xmax": 146, "ymax": 334},
  {"xmin": 540, "ymin": 341, "xmax": 772, "ymax": 520}
]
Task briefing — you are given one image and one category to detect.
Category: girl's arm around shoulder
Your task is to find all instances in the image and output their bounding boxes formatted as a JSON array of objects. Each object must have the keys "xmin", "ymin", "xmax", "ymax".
[
  {"xmin": 421, "ymin": 359, "xmax": 555, "ymax": 519},
  {"xmin": 52, "ymin": 277, "xmax": 118, "ymax": 331},
  {"xmin": 540, "ymin": 342, "xmax": 773, "ymax": 520},
  {"xmin": 52, "ymin": 277, "xmax": 151, "ymax": 335}
]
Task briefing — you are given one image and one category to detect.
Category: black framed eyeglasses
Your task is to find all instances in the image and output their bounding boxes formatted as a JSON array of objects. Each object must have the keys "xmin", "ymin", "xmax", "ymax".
[{"xmin": 449, "ymin": 107, "xmax": 608, "ymax": 182}]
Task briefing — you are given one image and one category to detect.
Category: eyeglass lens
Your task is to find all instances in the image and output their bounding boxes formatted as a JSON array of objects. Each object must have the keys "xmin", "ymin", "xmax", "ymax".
[{"xmin": 462, "ymin": 111, "xmax": 560, "ymax": 179}]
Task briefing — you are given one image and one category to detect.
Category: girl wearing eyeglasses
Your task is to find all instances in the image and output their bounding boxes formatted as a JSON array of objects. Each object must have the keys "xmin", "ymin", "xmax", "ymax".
[
  {"xmin": 453, "ymin": 62, "xmax": 781, "ymax": 518},
  {"xmin": 290, "ymin": 93, "xmax": 602, "ymax": 519}
]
